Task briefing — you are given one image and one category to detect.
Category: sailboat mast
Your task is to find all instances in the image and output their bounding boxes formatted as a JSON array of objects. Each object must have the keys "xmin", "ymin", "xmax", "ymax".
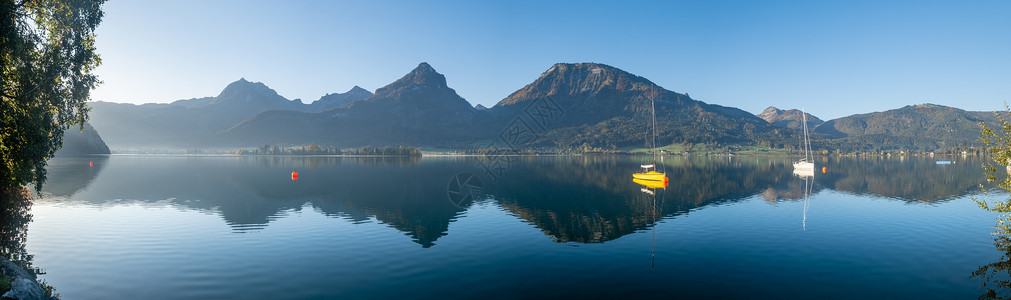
[
  {"xmin": 651, "ymin": 98, "xmax": 658, "ymax": 164},
  {"xmin": 802, "ymin": 108, "xmax": 810, "ymax": 161}
]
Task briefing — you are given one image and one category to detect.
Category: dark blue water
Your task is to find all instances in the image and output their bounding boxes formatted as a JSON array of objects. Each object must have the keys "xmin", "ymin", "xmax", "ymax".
[{"xmin": 20, "ymin": 155, "xmax": 1006, "ymax": 299}]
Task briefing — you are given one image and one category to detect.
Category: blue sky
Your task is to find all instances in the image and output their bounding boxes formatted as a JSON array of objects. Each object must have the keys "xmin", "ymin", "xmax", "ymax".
[{"xmin": 91, "ymin": 0, "xmax": 1010, "ymax": 120}]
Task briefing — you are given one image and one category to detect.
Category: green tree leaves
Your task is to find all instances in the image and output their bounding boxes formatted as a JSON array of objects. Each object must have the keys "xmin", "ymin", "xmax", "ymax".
[
  {"xmin": 1, "ymin": 0, "xmax": 105, "ymax": 191},
  {"xmin": 974, "ymin": 104, "xmax": 1011, "ymax": 299}
]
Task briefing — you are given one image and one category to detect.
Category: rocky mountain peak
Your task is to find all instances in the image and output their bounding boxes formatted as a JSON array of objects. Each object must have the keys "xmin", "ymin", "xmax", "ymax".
[
  {"xmin": 348, "ymin": 85, "xmax": 369, "ymax": 94},
  {"xmin": 540, "ymin": 62, "xmax": 656, "ymax": 87},
  {"xmin": 759, "ymin": 106, "xmax": 784, "ymax": 117},
  {"xmin": 373, "ymin": 62, "xmax": 451, "ymax": 97},
  {"xmin": 756, "ymin": 106, "xmax": 824, "ymax": 129},
  {"xmin": 214, "ymin": 78, "xmax": 281, "ymax": 101},
  {"xmin": 498, "ymin": 62, "xmax": 663, "ymax": 106}
]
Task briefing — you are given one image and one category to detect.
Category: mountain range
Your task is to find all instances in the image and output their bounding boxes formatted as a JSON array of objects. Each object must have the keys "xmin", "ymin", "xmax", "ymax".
[
  {"xmin": 486, "ymin": 63, "xmax": 787, "ymax": 149},
  {"xmin": 760, "ymin": 104, "xmax": 1002, "ymax": 151},
  {"xmin": 86, "ymin": 62, "xmax": 1001, "ymax": 152},
  {"xmin": 221, "ymin": 62, "xmax": 479, "ymax": 147},
  {"xmin": 88, "ymin": 78, "xmax": 373, "ymax": 148}
]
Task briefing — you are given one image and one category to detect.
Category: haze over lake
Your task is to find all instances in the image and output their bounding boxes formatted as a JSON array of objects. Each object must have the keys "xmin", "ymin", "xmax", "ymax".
[{"xmin": 19, "ymin": 155, "xmax": 1003, "ymax": 299}]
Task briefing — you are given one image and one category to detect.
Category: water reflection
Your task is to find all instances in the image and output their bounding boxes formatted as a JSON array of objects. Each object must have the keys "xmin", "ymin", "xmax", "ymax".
[
  {"xmin": 39, "ymin": 155, "xmax": 988, "ymax": 247},
  {"xmin": 799, "ymin": 174, "xmax": 812, "ymax": 230},
  {"xmin": 0, "ymin": 188, "xmax": 33, "ymax": 267},
  {"xmin": 492, "ymin": 157, "xmax": 795, "ymax": 243},
  {"xmin": 817, "ymin": 156, "xmax": 982, "ymax": 203},
  {"xmin": 42, "ymin": 156, "xmax": 458, "ymax": 247},
  {"xmin": 0, "ymin": 187, "xmax": 54, "ymax": 299},
  {"xmin": 972, "ymin": 216, "xmax": 1011, "ymax": 299},
  {"xmin": 36, "ymin": 155, "xmax": 108, "ymax": 197},
  {"xmin": 634, "ymin": 176, "xmax": 666, "ymax": 269}
]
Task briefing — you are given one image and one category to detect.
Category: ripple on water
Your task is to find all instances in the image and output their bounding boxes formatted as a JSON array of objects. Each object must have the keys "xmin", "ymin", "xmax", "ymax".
[{"xmin": 23, "ymin": 156, "xmax": 1002, "ymax": 299}]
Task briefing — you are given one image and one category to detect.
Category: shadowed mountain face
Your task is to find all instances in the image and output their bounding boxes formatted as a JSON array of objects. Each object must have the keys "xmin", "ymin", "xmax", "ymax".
[
  {"xmin": 307, "ymin": 86, "xmax": 372, "ymax": 111},
  {"xmin": 223, "ymin": 63, "xmax": 479, "ymax": 147},
  {"xmin": 54, "ymin": 122, "xmax": 111, "ymax": 155},
  {"xmin": 88, "ymin": 79, "xmax": 372, "ymax": 149},
  {"xmin": 89, "ymin": 62, "xmax": 798, "ymax": 150},
  {"xmin": 757, "ymin": 106, "xmax": 824, "ymax": 130},
  {"xmin": 488, "ymin": 63, "xmax": 793, "ymax": 149},
  {"xmin": 87, "ymin": 62, "xmax": 999, "ymax": 152}
]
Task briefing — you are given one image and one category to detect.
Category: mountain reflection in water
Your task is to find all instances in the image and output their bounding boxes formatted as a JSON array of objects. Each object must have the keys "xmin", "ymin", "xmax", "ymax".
[{"xmin": 40, "ymin": 155, "xmax": 986, "ymax": 247}]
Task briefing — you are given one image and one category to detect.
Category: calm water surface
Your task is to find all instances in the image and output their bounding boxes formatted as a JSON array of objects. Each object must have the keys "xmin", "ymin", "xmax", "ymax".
[{"xmin": 19, "ymin": 155, "xmax": 1007, "ymax": 299}]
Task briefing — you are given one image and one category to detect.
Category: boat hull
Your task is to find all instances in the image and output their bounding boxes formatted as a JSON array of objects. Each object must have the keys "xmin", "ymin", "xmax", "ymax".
[
  {"xmin": 633, "ymin": 171, "xmax": 668, "ymax": 182},
  {"xmin": 792, "ymin": 168, "xmax": 814, "ymax": 178},
  {"xmin": 793, "ymin": 161, "xmax": 814, "ymax": 171},
  {"xmin": 633, "ymin": 177, "xmax": 668, "ymax": 189}
]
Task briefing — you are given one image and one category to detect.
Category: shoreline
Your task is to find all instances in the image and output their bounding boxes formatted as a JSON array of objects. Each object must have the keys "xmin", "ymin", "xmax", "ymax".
[{"xmin": 0, "ymin": 257, "xmax": 56, "ymax": 300}]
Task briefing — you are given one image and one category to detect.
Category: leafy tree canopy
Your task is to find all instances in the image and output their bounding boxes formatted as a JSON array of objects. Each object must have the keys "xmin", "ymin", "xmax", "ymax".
[
  {"xmin": 1, "ymin": 0, "xmax": 105, "ymax": 191},
  {"xmin": 974, "ymin": 105, "xmax": 1011, "ymax": 299}
]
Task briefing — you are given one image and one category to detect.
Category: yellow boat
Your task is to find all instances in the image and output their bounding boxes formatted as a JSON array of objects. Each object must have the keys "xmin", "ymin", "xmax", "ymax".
[
  {"xmin": 633, "ymin": 170, "xmax": 667, "ymax": 182},
  {"xmin": 633, "ymin": 177, "xmax": 668, "ymax": 189},
  {"xmin": 633, "ymin": 164, "xmax": 667, "ymax": 182}
]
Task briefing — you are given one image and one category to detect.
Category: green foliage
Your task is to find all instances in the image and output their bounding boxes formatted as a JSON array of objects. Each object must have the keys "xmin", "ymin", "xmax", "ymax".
[
  {"xmin": 973, "ymin": 105, "xmax": 1011, "ymax": 299},
  {"xmin": 2, "ymin": 0, "xmax": 106, "ymax": 191},
  {"xmin": 977, "ymin": 107, "xmax": 1011, "ymax": 214},
  {"xmin": 39, "ymin": 279, "xmax": 57, "ymax": 298}
]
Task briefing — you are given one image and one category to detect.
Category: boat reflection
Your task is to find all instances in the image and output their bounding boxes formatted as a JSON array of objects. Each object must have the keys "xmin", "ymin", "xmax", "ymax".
[
  {"xmin": 797, "ymin": 172, "xmax": 813, "ymax": 230},
  {"xmin": 635, "ymin": 175, "xmax": 666, "ymax": 269},
  {"xmin": 38, "ymin": 155, "xmax": 988, "ymax": 248}
]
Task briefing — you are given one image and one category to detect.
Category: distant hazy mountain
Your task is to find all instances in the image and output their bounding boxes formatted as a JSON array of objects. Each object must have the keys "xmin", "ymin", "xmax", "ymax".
[
  {"xmin": 88, "ymin": 78, "xmax": 372, "ymax": 149},
  {"xmin": 223, "ymin": 62, "xmax": 479, "ymax": 147},
  {"xmin": 213, "ymin": 78, "xmax": 295, "ymax": 105},
  {"xmin": 306, "ymin": 86, "xmax": 372, "ymax": 112},
  {"xmin": 87, "ymin": 61, "xmax": 1000, "ymax": 152},
  {"xmin": 92, "ymin": 62, "xmax": 796, "ymax": 149},
  {"xmin": 55, "ymin": 122, "xmax": 111, "ymax": 155},
  {"xmin": 168, "ymin": 97, "xmax": 215, "ymax": 108},
  {"xmin": 488, "ymin": 63, "xmax": 791, "ymax": 148},
  {"xmin": 757, "ymin": 106, "xmax": 824, "ymax": 130}
]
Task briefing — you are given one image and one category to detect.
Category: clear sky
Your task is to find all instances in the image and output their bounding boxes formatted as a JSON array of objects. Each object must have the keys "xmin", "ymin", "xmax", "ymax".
[{"xmin": 91, "ymin": 0, "xmax": 1011, "ymax": 120}]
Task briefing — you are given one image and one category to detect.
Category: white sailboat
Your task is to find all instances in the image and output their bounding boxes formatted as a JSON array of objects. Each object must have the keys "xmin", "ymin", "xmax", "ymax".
[{"xmin": 793, "ymin": 108, "xmax": 815, "ymax": 177}]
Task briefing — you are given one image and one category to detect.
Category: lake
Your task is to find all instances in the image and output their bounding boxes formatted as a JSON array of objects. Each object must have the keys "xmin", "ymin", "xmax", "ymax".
[{"xmin": 12, "ymin": 155, "xmax": 1008, "ymax": 299}]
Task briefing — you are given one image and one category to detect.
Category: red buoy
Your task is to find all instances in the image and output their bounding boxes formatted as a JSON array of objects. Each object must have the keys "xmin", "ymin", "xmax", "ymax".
[
  {"xmin": 291, "ymin": 171, "xmax": 298, "ymax": 181},
  {"xmin": 89, "ymin": 161, "xmax": 93, "ymax": 167}
]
